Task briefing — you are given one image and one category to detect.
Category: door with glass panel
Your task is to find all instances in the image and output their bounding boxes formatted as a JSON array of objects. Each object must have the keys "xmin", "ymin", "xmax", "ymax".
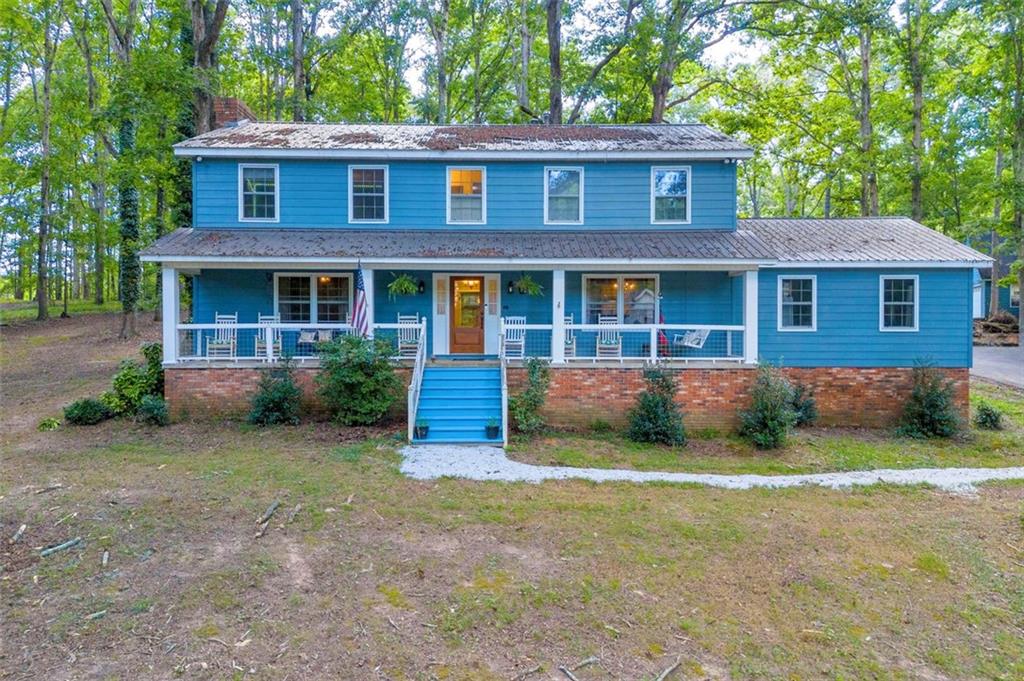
[{"xmin": 449, "ymin": 277, "xmax": 484, "ymax": 353}]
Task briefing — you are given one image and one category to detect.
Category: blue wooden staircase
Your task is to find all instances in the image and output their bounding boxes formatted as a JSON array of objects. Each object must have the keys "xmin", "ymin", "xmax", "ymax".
[{"xmin": 413, "ymin": 366, "xmax": 503, "ymax": 444}]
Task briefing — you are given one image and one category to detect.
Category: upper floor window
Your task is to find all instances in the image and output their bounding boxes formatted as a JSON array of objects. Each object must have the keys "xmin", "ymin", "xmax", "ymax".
[
  {"xmin": 239, "ymin": 164, "xmax": 279, "ymax": 222},
  {"xmin": 879, "ymin": 275, "xmax": 919, "ymax": 332},
  {"xmin": 777, "ymin": 275, "xmax": 816, "ymax": 331},
  {"xmin": 651, "ymin": 166, "xmax": 690, "ymax": 224},
  {"xmin": 275, "ymin": 273, "xmax": 352, "ymax": 324},
  {"xmin": 349, "ymin": 166, "xmax": 388, "ymax": 223},
  {"xmin": 447, "ymin": 167, "xmax": 485, "ymax": 224},
  {"xmin": 544, "ymin": 167, "xmax": 583, "ymax": 224}
]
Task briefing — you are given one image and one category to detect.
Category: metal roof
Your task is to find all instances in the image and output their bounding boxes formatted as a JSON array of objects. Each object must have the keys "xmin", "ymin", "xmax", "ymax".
[{"xmin": 173, "ymin": 122, "xmax": 752, "ymax": 157}]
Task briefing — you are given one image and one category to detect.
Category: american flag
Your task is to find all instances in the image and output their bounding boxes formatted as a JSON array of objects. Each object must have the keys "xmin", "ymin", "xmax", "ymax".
[{"xmin": 352, "ymin": 266, "xmax": 369, "ymax": 337}]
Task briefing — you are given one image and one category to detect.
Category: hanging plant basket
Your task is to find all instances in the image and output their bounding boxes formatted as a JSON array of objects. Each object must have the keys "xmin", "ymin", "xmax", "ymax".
[
  {"xmin": 513, "ymin": 273, "xmax": 544, "ymax": 296},
  {"xmin": 387, "ymin": 272, "xmax": 420, "ymax": 300}
]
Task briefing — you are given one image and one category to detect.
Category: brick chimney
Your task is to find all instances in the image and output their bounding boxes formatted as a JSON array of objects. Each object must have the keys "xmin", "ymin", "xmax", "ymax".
[{"xmin": 212, "ymin": 97, "xmax": 257, "ymax": 128}]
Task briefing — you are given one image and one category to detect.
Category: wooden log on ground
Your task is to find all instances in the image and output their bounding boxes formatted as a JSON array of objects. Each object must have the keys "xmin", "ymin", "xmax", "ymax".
[{"xmin": 40, "ymin": 537, "xmax": 81, "ymax": 557}]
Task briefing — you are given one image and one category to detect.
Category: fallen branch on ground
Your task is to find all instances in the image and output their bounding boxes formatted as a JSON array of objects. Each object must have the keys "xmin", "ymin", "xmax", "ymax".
[
  {"xmin": 255, "ymin": 521, "xmax": 270, "ymax": 539},
  {"xmin": 34, "ymin": 484, "xmax": 64, "ymax": 495},
  {"xmin": 9, "ymin": 524, "xmax": 26, "ymax": 544},
  {"xmin": 40, "ymin": 537, "xmax": 81, "ymax": 557},
  {"xmin": 512, "ymin": 664, "xmax": 543, "ymax": 680},
  {"xmin": 655, "ymin": 658, "xmax": 681, "ymax": 681},
  {"xmin": 287, "ymin": 504, "xmax": 302, "ymax": 523},
  {"xmin": 257, "ymin": 499, "xmax": 281, "ymax": 525}
]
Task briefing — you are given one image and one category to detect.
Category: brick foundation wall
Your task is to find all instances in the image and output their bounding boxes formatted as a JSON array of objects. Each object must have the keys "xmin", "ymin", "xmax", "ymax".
[
  {"xmin": 507, "ymin": 365, "xmax": 970, "ymax": 430},
  {"xmin": 165, "ymin": 366, "xmax": 411, "ymax": 420}
]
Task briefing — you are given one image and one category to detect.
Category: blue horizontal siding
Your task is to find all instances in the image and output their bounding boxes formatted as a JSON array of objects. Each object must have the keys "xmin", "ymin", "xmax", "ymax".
[
  {"xmin": 758, "ymin": 268, "xmax": 973, "ymax": 368},
  {"xmin": 193, "ymin": 159, "xmax": 737, "ymax": 231}
]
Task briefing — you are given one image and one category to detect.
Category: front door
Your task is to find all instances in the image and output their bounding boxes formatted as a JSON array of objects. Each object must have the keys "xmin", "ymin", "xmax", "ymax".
[{"xmin": 450, "ymin": 276, "xmax": 485, "ymax": 354}]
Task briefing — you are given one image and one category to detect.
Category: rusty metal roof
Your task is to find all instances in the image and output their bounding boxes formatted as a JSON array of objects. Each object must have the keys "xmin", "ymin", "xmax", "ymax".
[{"xmin": 173, "ymin": 122, "xmax": 752, "ymax": 157}]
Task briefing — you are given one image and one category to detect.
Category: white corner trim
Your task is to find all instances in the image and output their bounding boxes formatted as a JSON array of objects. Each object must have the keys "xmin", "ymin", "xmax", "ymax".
[
  {"xmin": 543, "ymin": 166, "xmax": 584, "ymax": 225},
  {"xmin": 776, "ymin": 274, "xmax": 817, "ymax": 332},
  {"xmin": 878, "ymin": 274, "xmax": 920, "ymax": 332},
  {"xmin": 347, "ymin": 165, "xmax": 389, "ymax": 224},
  {"xmin": 446, "ymin": 166, "xmax": 487, "ymax": 225},
  {"xmin": 237, "ymin": 163, "xmax": 280, "ymax": 223},
  {"xmin": 650, "ymin": 165, "xmax": 692, "ymax": 225}
]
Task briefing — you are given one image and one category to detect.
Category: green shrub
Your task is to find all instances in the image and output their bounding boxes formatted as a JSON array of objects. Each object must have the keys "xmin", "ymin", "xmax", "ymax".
[
  {"xmin": 248, "ymin": 361, "xmax": 302, "ymax": 426},
  {"xmin": 627, "ymin": 368, "xmax": 686, "ymax": 446},
  {"xmin": 37, "ymin": 417, "xmax": 61, "ymax": 432},
  {"xmin": 106, "ymin": 361, "xmax": 155, "ymax": 415},
  {"xmin": 897, "ymin": 362, "xmax": 961, "ymax": 438},
  {"xmin": 140, "ymin": 342, "xmax": 164, "ymax": 395},
  {"xmin": 136, "ymin": 395, "xmax": 169, "ymax": 426},
  {"xmin": 316, "ymin": 335, "xmax": 401, "ymax": 425},
  {"xmin": 790, "ymin": 383, "xmax": 818, "ymax": 427},
  {"xmin": 973, "ymin": 401, "xmax": 1003, "ymax": 430},
  {"xmin": 739, "ymin": 364, "xmax": 797, "ymax": 449},
  {"xmin": 64, "ymin": 398, "xmax": 114, "ymax": 425},
  {"xmin": 509, "ymin": 358, "xmax": 550, "ymax": 436}
]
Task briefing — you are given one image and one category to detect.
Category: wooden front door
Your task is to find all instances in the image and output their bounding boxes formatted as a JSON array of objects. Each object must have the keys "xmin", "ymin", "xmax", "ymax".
[{"xmin": 450, "ymin": 276, "xmax": 485, "ymax": 354}]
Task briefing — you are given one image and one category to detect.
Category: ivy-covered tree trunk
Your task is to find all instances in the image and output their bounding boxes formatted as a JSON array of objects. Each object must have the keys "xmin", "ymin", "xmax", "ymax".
[{"xmin": 117, "ymin": 118, "xmax": 140, "ymax": 339}]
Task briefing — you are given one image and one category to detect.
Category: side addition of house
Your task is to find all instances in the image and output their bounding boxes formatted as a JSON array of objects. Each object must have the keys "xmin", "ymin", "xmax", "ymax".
[{"xmin": 142, "ymin": 118, "xmax": 992, "ymax": 443}]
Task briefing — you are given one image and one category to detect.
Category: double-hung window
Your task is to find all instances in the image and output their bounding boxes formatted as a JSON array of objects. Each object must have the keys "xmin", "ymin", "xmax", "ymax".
[
  {"xmin": 544, "ymin": 167, "xmax": 583, "ymax": 224},
  {"xmin": 651, "ymin": 166, "xmax": 690, "ymax": 224},
  {"xmin": 778, "ymin": 276, "xmax": 816, "ymax": 331},
  {"xmin": 880, "ymin": 275, "xmax": 919, "ymax": 331},
  {"xmin": 583, "ymin": 275, "xmax": 659, "ymax": 325},
  {"xmin": 1012, "ymin": 284, "xmax": 1021, "ymax": 309},
  {"xmin": 275, "ymin": 274, "xmax": 352, "ymax": 324},
  {"xmin": 239, "ymin": 164, "xmax": 279, "ymax": 222},
  {"xmin": 349, "ymin": 166, "xmax": 388, "ymax": 222},
  {"xmin": 447, "ymin": 167, "xmax": 485, "ymax": 223}
]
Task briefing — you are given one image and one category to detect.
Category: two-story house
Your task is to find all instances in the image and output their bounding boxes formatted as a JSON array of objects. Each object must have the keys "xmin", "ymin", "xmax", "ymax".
[{"xmin": 142, "ymin": 120, "xmax": 991, "ymax": 444}]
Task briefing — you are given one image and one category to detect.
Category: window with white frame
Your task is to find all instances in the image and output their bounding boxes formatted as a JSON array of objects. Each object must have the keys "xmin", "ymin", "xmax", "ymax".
[
  {"xmin": 651, "ymin": 167, "xmax": 689, "ymax": 223},
  {"xmin": 349, "ymin": 166, "xmax": 388, "ymax": 222},
  {"xmin": 778, "ymin": 276, "xmax": 816, "ymax": 331},
  {"xmin": 239, "ymin": 164, "xmax": 278, "ymax": 221},
  {"xmin": 880, "ymin": 275, "xmax": 919, "ymax": 331},
  {"xmin": 544, "ymin": 167, "xmax": 583, "ymax": 224},
  {"xmin": 447, "ymin": 167, "xmax": 485, "ymax": 223},
  {"xmin": 1011, "ymin": 284, "xmax": 1020, "ymax": 309},
  {"xmin": 583, "ymin": 275, "xmax": 659, "ymax": 324},
  {"xmin": 275, "ymin": 274, "xmax": 352, "ymax": 324}
]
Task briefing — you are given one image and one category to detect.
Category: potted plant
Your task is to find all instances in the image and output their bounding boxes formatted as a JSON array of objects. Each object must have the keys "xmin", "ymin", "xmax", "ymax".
[
  {"xmin": 387, "ymin": 273, "xmax": 420, "ymax": 300},
  {"xmin": 510, "ymin": 273, "xmax": 544, "ymax": 296},
  {"xmin": 485, "ymin": 418, "xmax": 500, "ymax": 439},
  {"xmin": 414, "ymin": 419, "xmax": 429, "ymax": 439}
]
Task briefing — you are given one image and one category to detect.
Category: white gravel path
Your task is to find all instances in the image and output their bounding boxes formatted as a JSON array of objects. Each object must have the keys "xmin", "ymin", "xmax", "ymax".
[{"xmin": 400, "ymin": 444, "xmax": 1024, "ymax": 493}]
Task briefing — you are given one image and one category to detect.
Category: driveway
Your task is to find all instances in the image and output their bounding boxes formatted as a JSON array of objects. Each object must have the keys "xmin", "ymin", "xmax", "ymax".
[{"xmin": 972, "ymin": 345, "xmax": 1024, "ymax": 388}]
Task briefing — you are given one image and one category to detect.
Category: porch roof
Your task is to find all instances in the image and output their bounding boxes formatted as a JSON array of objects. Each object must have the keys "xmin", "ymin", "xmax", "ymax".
[{"xmin": 140, "ymin": 227, "xmax": 776, "ymax": 266}]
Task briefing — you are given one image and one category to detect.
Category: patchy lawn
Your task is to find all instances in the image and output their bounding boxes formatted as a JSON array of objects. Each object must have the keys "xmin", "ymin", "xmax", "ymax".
[
  {"xmin": 3, "ymin": 318, "xmax": 1024, "ymax": 679},
  {"xmin": 0, "ymin": 298, "xmax": 126, "ymax": 323}
]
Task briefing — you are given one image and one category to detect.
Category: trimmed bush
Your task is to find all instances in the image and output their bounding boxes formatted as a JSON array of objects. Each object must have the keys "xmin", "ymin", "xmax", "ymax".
[
  {"xmin": 897, "ymin": 362, "xmax": 961, "ymax": 438},
  {"xmin": 105, "ymin": 361, "xmax": 155, "ymax": 415},
  {"xmin": 316, "ymin": 335, "xmax": 402, "ymax": 425},
  {"xmin": 739, "ymin": 364, "xmax": 797, "ymax": 449},
  {"xmin": 627, "ymin": 368, "xmax": 686, "ymax": 446},
  {"xmin": 248, "ymin": 362, "xmax": 302, "ymax": 426},
  {"xmin": 973, "ymin": 401, "xmax": 1003, "ymax": 430},
  {"xmin": 64, "ymin": 398, "xmax": 114, "ymax": 426},
  {"xmin": 790, "ymin": 383, "xmax": 818, "ymax": 427},
  {"xmin": 509, "ymin": 358, "xmax": 550, "ymax": 436},
  {"xmin": 136, "ymin": 395, "xmax": 169, "ymax": 426}
]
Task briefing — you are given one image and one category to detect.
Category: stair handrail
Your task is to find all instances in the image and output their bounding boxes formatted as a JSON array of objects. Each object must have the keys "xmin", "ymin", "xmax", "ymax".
[
  {"xmin": 407, "ymin": 318, "xmax": 428, "ymax": 442},
  {"xmin": 499, "ymin": 318, "xmax": 509, "ymax": 447}
]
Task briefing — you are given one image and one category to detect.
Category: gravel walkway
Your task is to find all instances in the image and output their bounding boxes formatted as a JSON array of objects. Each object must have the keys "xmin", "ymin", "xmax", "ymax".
[{"xmin": 400, "ymin": 445, "xmax": 1024, "ymax": 493}]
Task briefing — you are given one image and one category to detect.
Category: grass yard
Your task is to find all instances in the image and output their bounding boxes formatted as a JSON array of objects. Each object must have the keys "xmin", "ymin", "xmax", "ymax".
[
  {"xmin": 2, "ymin": 314, "xmax": 1024, "ymax": 679},
  {"xmin": 0, "ymin": 298, "xmax": 126, "ymax": 323}
]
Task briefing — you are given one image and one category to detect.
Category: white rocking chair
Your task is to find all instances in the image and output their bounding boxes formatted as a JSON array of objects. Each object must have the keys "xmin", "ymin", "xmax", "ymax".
[
  {"xmin": 206, "ymin": 312, "xmax": 238, "ymax": 359},
  {"xmin": 255, "ymin": 313, "xmax": 281, "ymax": 360},
  {"xmin": 563, "ymin": 314, "xmax": 576, "ymax": 359},
  {"xmin": 596, "ymin": 315, "xmax": 622, "ymax": 360},
  {"xmin": 397, "ymin": 313, "xmax": 420, "ymax": 357},
  {"xmin": 503, "ymin": 316, "xmax": 526, "ymax": 359}
]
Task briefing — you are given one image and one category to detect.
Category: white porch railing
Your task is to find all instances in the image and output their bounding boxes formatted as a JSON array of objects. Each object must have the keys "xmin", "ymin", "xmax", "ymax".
[
  {"xmin": 405, "ymin": 318, "xmax": 428, "ymax": 441},
  {"xmin": 499, "ymin": 318, "xmax": 509, "ymax": 447}
]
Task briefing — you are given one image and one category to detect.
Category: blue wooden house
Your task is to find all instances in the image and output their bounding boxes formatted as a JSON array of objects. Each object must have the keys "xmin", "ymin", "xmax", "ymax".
[{"xmin": 143, "ymin": 121, "xmax": 991, "ymax": 443}]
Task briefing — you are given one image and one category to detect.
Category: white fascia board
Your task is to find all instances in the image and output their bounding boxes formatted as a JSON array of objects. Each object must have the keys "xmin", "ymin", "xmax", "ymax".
[
  {"xmin": 764, "ymin": 260, "xmax": 989, "ymax": 269},
  {"xmin": 173, "ymin": 147, "xmax": 754, "ymax": 161}
]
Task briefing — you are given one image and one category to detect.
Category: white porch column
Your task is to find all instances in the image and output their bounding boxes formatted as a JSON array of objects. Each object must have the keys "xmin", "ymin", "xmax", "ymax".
[
  {"xmin": 362, "ymin": 268, "xmax": 376, "ymax": 337},
  {"xmin": 743, "ymin": 269, "xmax": 759, "ymax": 364},
  {"xmin": 161, "ymin": 266, "xmax": 179, "ymax": 364},
  {"xmin": 551, "ymin": 270, "xmax": 566, "ymax": 363}
]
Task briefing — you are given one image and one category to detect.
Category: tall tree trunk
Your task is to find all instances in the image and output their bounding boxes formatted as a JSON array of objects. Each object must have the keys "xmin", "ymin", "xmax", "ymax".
[
  {"xmin": 92, "ymin": 152, "xmax": 106, "ymax": 304},
  {"xmin": 172, "ymin": 22, "xmax": 195, "ymax": 229},
  {"xmin": 191, "ymin": 0, "xmax": 230, "ymax": 134},
  {"xmin": 291, "ymin": 0, "xmax": 304, "ymax": 122},
  {"xmin": 546, "ymin": 0, "xmax": 562, "ymax": 123},
  {"xmin": 991, "ymin": 149, "xmax": 1004, "ymax": 317},
  {"xmin": 427, "ymin": 0, "xmax": 450, "ymax": 124},
  {"xmin": 117, "ymin": 119, "xmax": 141, "ymax": 339},
  {"xmin": 908, "ymin": 31, "xmax": 924, "ymax": 220},
  {"xmin": 649, "ymin": 2, "xmax": 687, "ymax": 123},
  {"xmin": 153, "ymin": 184, "xmax": 165, "ymax": 321},
  {"xmin": 859, "ymin": 25, "xmax": 879, "ymax": 216},
  {"xmin": 1010, "ymin": 9, "xmax": 1024, "ymax": 332},
  {"xmin": 517, "ymin": 0, "xmax": 532, "ymax": 117},
  {"xmin": 35, "ymin": 16, "xmax": 58, "ymax": 322}
]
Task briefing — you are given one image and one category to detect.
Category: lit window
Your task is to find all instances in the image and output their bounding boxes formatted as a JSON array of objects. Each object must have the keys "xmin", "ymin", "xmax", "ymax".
[
  {"xmin": 651, "ymin": 167, "xmax": 689, "ymax": 223},
  {"xmin": 584, "ymin": 275, "xmax": 658, "ymax": 324},
  {"xmin": 239, "ymin": 165, "xmax": 278, "ymax": 221},
  {"xmin": 880, "ymin": 276, "xmax": 918, "ymax": 331},
  {"xmin": 276, "ymin": 274, "xmax": 351, "ymax": 324},
  {"xmin": 778, "ymin": 276, "xmax": 816, "ymax": 331},
  {"xmin": 349, "ymin": 166, "xmax": 387, "ymax": 222},
  {"xmin": 448, "ymin": 168, "xmax": 485, "ymax": 223},
  {"xmin": 545, "ymin": 168, "xmax": 582, "ymax": 223},
  {"xmin": 1011, "ymin": 284, "xmax": 1020, "ymax": 309}
]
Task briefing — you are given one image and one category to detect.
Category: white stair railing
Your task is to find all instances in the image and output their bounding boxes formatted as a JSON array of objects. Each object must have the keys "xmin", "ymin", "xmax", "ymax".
[
  {"xmin": 406, "ymin": 318, "xmax": 428, "ymax": 442},
  {"xmin": 499, "ymin": 317, "xmax": 509, "ymax": 447}
]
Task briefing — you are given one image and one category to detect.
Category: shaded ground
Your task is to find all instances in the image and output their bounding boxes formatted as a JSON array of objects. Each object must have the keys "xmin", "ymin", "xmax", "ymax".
[{"xmin": 3, "ymin": 316, "xmax": 1024, "ymax": 679}]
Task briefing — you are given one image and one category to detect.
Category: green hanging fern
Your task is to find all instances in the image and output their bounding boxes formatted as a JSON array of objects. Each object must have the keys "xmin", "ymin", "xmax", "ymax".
[
  {"xmin": 387, "ymin": 272, "xmax": 419, "ymax": 299},
  {"xmin": 513, "ymin": 273, "xmax": 544, "ymax": 296}
]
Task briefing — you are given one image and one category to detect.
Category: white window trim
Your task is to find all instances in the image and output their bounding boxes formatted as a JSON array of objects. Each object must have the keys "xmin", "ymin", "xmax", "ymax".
[
  {"xmin": 238, "ymin": 163, "xmax": 280, "ymax": 223},
  {"xmin": 273, "ymin": 272, "xmax": 354, "ymax": 324},
  {"xmin": 543, "ymin": 166, "xmax": 584, "ymax": 225},
  {"xmin": 446, "ymin": 166, "xmax": 487, "ymax": 225},
  {"xmin": 777, "ymin": 275, "xmax": 817, "ymax": 332},
  {"xmin": 581, "ymin": 273, "xmax": 660, "ymax": 324},
  {"xmin": 879, "ymin": 274, "xmax": 919, "ymax": 332},
  {"xmin": 348, "ymin": 165, "xmax": 389, "ymax": 224},
  {"xmin": 1011, "ymin": 283, "xmax": 1020, "ymax": 309},
  {"xmin": 650, "ymin": 165, "xmax": 691, "ymax": 225}
]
